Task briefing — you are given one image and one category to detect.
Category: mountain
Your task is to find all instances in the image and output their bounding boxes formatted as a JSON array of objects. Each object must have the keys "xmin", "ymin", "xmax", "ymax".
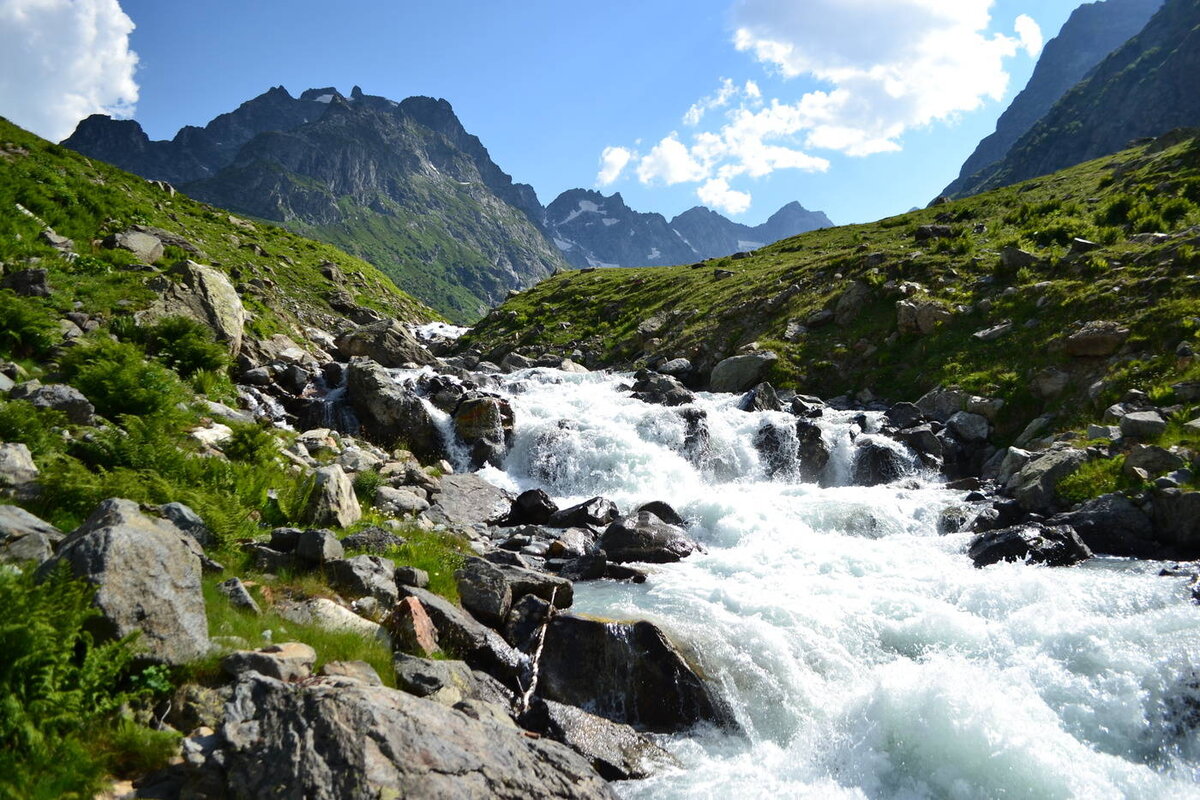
[
  {"xmin": 944, "ymin": 0, "xmax": 1162, "ymax": 198},
  {"xmin": 950, "ymin": 0, "xmax": 1199, "ymax": 198},
  {"xmin": 545, "ymin": 191, "xmax": 832, "ymax": 268},
  {"xmin": 63, "ymin": 87, "xmax": 567, "ymax": 323}
]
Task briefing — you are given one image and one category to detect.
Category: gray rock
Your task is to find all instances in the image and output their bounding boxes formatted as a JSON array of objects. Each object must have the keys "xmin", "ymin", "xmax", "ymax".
[
  {"xmin": 885, "ymin": 402, "xmax": 924, "ymax": 429},
  {"xmin": 19, "ymin": 383, "xmax": 94, "ymax": 424},
  {"xmin": 217, "ymin": 577, "xmax": 261, "ymax": 614},
  {"xmin": 39, "ymin": 498, "xmax": 209, "ymax": 664},
  {"xmin": 374, "ymin": 485, "xmax": 430, "ymax": 516},
  {"xmin": 548, "ymin": 496, "xmax": 619, "ymax": 529},
  {"xmin": 190, "ymin": 673, "xmax": 616, "ymax": 800},
  {"xmin": 494, "ymin": 562, "xmax": 573, "ymax": 610},
  {"xmin": 1152, "ymin": 490, "xmax": 1200, "ymax": 556},
  {"xmin": 526, "ymin": 699, "xmax": 680, "ymax": 781},
  {"xmin": 318, "ymin": 660, "xmax": 383, "ymax": 686},
  {"xmin": 0, "ymin": 504, "xmax": 62, "ymax": 563},
  {"xmin": 896, "ymin": 299, "xmax": 951, "ymax": 335},
  {"xmin": 325, "ymin": 555, "xmax": 399, "ymax": 606},
  {"xmin": 947, "ymin": 411, "xmax": 990, "ymax": 443},
  {"xmin": 630, "ymin": 371, "xmax": 694, "ymax": 407},
  {"xmin": 397, "ymin": 585, "xmax": 527, "ymax": 683},
  {"xmin": 1031, "ymin": 367, "xmax": 1070, "ymax": 398},
  {"xmin": 268, "ymin": 527, "xmax": 302, "ymax": 552},
  {"xmin": 1123, "ymin": 445, "xmax": 1185, "ymax": 478},
  {"xmin": 453, "ymin": 394, "xmax": 515, "ymax": 468},
  {"xmin": 346, "ymin": 359, "xmax": 447, "ymax": 462},
  {"xmin": 295, "ymin": 528, "xmax": 345, "ymax": 566},
  {"xmin": 395, "ymin": 565, "xmax": 430, "ymax": 588},
  {"xmin": 636, "ymin": 500, "xmax": 686, "ymax": 527},
  {"xmin": 158, "ymin": 501, "xmax": 213, "ymax": 548},
  {"xmin": 709, "ymin": 351, "xmax": 779, "ymax": 393},
  {"xmin": 334, "ymin": 320, "xmax": 435, "ymax": 367},
  {"xmin": 222, "ymin": 642, "xmax": 316, "ymax": 682},
  {"xmin": 915, "ymin": 387, "xmax": 968, "ymax": 422},
  {"xmin": 1120, "ymin": 410, "xmax": 1168, "ymax": 440},
  {"xmin": 1012, "ymin": 448, "xmax": 1088, "ymax": 512},
  {"xmin": 393, "ymin": 653, "xmax": 512, "ymax": 709},
  {"xmin": 455, "ymin": 557, "xmax": 513, "ymax": 628},
  {"xmin": 0, "ymin": 268, "xmax": 50, "ymax": 297},
  {"xmin": 1062, "ymin": 321, "xmax": 1129, "ymax": 357},
  {"xmin": 738, "ymin": 382, "xmax": 782, "ymax": 413},
  {"xmin": 341, "ymin": 526, "xmax": 405, "ymax": 554},
  {"xmin": 104, "ymin": 229, "xmax": 164, "ymax": 263},
  {"xmin": 0, "ymin": 443, "xmax": 38, "ymax": 487},
  {"xmin": 853, "ymin": 440, "xmax": 911, "ymax": 486},
  {"xmin": 1048, "ymin": 494, "xmax": 1157, "ymax": 558},
  {"xmin": 834, "ymin": 281, "xmax": 873, "ymax": 326},
  {"xmin": 503, "ymin": 489, "xmax": 559, "ymax": 527},
  {"xmin": 303, "ymin": 465, "xmax": 361, "ymax": 529},
  {"xmin": 426, "ymin": 473, "xmax": 513, "ymax": 528},
  {"xmin": 539, "ymin": 615, "xmax": 729, "ymax": 733},
  {"xmin": 656, "ymin": 358, "xmax": 692, "ymax": 377},
  {"xmin": 145, "ymin": 260, "xmax": 246, "ymax": 356},
  {"xmin": 1000, "ymin": 246, "xmax": 1039, "ymax": 270},
  {"xmin": 599, "ymin": 512, "xmax": 699, "ymax": 564},
  {"xmin": 967, "ymin": 524, "xmax": 1092, "ymax": 568}
]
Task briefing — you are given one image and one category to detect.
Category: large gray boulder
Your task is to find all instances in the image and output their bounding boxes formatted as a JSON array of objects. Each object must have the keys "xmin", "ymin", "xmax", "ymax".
[
  {"xmin": 455, "ymin": 557, "xmax": 513, "ymax": 628},
  {"xmin": 325, "ymin": 555, "xmax": 399, "ymax": 606},
  {"xmin": 39, "ymin": 498, "xmax": 209, "ymax": 664},
  {"xmin": 1047, "ymin": 494, "xmax": 1157, "ymax": 558},
  {"xmin": 0, "ymin": 504, "xmax": 62, "ymax": 563},
  {"xmin": 1151, "ymin": 490, "xmax": 1200, "ymax": 557},
  {"xmin": 426, "ymin": 474, "xmax": 513, "ymax": 528},
  {"xmin": 14, "ymin": 382, "xmax": 94, "ymax": 424},
  {"xmin": 145, "ymin": 261, "xmax": 246, "ymax": 356},
  {"xmin": 104, "ymin": 229, "xmax": 164, "ymax": 263},
  {"xmin": 1119, "ymin": 410, "xmax": 1168, "ymax": 440},
  {"xmin": 345, "ymin": 359, "xmax": 447, "ymax": 463},
  {"xmin": 302, "ymin": 465, "xmax": 361, "ymax": 529},
  {"xmin": 452, "ymin": 394, "xmax": 515, "ymax": 469},
  {"xmin": 0, "ymin": 443, "xmax": 38, "ymax": 487},
  {"xmin": 1012, "ymin": 447, "xmax": 1088, "ymax": 513},
  {"xmin": 188, "ymin": 673, "xmax": 616, "ymax": 800},
  {"xmin": 1062, "ymin": 321, "xmax": 1128, "ymax": 357},
  {"xmin": 708, "ymin": 351, "xmax": 778, "ymax": 393},
  {"xmin": 525, "ymin": 699, "xmax": 680, "ymax": 781},
  {"xmin": 334, "ymin": 320, "xmax": 435, "ymax": 367},
  {"xmin": 397, "ymin": 585, "xmax": 527, "ymax": 683},
  {"xmin": 538, "ymin": 615, "xmax": 729, "ymax": 733},
  {"xmin": 967, "ymin": 523, "xmax": 1092, "ymax": 568},
  {"xmin": 598, "ymin": 512, "xmax": 700, "ymax": 564}
]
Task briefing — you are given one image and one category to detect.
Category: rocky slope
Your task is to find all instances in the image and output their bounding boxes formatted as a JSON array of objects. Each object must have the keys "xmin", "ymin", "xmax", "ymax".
[
  {"xmin": 952, "ymin": 0, "xmax": 1200, "ymax": 197},
  {"xmin": 547, "ymin": 190, "xmax": 832, "ymax": 268},
  {"xmin": 64, "ymin": 87, "xmax": 568, "ymax": 323},
  {"xmin": 944, "ymin": 0, "xmax": 1162, "ymax": 199}
]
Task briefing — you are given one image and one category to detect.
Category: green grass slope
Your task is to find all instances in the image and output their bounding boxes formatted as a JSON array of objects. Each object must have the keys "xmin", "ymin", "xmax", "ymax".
[
  {"xmin": 463, "ymin": 129, "xmax": 1200, "ymax": 437},
  {"xmin": 0, "ymin": 117, "xmax": 437, "ymax": 339}
]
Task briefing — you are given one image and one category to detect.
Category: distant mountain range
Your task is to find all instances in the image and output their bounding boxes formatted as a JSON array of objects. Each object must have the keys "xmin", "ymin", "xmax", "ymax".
[
  {"xmin": 945, "ymin": 0, "xmax": 1200, "ymax": 200},
  {"xmin": 63, "ymin": 88, "xmax": 832, "ymax": 322}
]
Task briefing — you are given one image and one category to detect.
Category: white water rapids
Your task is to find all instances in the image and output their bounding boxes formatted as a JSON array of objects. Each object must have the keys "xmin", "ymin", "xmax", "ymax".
[{"xmin": 430, "ymin": 367, "xmax": 1200, "ymax": 798}]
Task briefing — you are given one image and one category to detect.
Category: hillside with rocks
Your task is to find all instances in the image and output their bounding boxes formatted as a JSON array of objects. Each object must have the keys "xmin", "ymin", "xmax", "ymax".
[
  {"xmin": 952, "ymin": 0, "xmax": 1200, "ymax": 198},
  {"xmin": 944, "ymin": 0, "xmax": 1162, "ymax": 199}
]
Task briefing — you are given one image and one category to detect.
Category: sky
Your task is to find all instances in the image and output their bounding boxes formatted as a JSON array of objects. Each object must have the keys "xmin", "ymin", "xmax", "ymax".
[{"xmin": 0, "ymin": 0, "xmax": 1091, "ymax": 226}]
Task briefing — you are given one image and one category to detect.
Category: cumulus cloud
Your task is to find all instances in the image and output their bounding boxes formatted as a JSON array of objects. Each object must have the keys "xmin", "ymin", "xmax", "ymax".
[
  {"xmin": 0, "ymin": 0, "xmax": 139, "ymax": 142},
  {"xmin": 697, "ymin": 177, "xmax": 751, "ymax": 215},
  {"xmin": 594, "ymin": 0, "xmax": 1042, "ymax": 213},
  {"xmin": 596, "ymin": 145, "xmax": 634, "ymax": 186}
]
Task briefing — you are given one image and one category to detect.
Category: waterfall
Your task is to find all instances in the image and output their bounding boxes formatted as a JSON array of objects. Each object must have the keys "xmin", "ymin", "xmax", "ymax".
[{"xmin": 400, "ymin": 366, "xmax": 1200, "ymax": 797}]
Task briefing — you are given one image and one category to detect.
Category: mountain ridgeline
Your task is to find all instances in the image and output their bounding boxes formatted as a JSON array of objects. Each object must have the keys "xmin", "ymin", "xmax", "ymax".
[
  {"xmin": 63, "ymin": 87, "xmax": 831, "ymax": 322},
  {"xmin": 948, "ymin": 0, "xmax": 1199, "ymax": 199}
]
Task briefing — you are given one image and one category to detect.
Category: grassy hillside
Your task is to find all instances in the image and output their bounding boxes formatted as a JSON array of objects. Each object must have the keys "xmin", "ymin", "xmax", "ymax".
[
  {"xmin": 463, "ymin": 129, "xmax": 1200, "ymax": 437},
  {"xmin": 0, "ymin": 117, "xmax": 437, "ymax": 339}
]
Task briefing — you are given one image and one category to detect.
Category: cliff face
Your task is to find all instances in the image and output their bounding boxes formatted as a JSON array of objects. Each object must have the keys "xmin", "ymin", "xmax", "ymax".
[
  {"xmin": 64, "ymin": 88, "xmax": 566, "ymax": 322},
  {"xmin": 945, "ymin": 0, "xmax": 1162, "ymax": 198},
  {"xmin": 952, "ymin": 0, "xmax": 1199, "ymax": 198}
]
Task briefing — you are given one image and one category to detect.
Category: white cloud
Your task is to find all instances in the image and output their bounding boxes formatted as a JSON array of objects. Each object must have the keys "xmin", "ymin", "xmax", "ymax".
[
  {"xmin": 0, "ymin": 0, "xmax": 139, "ymax": 142},
  {"xmin": 697, "ymin": 177, "xmax": 751, "ymax": 215},
  {"xmin": 683, "ymin": 77, "xmax": 762, "ymax": 126},
  {"xmin": 596, "ymin": 145, "xmax": 634, "ymax": 186},
  {"xmin": 636, "ymin": 134, "xmax": 708, "ymax": 185},
  {"xmin": 1014, "ymin": 14, "xmax": 1043, "ymax": 58}
]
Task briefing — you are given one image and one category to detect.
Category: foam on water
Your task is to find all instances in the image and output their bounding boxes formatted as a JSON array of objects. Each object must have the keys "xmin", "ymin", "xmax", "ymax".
[{"xmin": 434, "ymin": 367, "xmax": 1200, "ymax": 798}]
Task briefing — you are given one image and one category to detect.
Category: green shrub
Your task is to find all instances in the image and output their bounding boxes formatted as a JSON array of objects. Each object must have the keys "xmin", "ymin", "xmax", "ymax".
[
  {"xmin": 1057, "ymin": 457, "xmax": 1138, "ymax": 504},
  {"xmin": 0, "ymin": 291, "xmax": 57, "ymax": 360},
  {"xmin": 130, "ymin": 316, "xmax": 228, "ymax": 378},
  {"xmin": 59, "ymin": 338, "xmax": 189, "ymax": 418},
  {"xmin": 0, "ymin": 400, "xmax": 67, "ymax": 458},
  {"xmin": 222, "ymin": 423, "xmax": 280, "ymax": 465},
  {"xmin": 352, "ymin": 469, "xmax": 384, "ymax": 502},
  {"xmin": 0, "ymin": 565, "xmax": 143, "ymax": 798}
]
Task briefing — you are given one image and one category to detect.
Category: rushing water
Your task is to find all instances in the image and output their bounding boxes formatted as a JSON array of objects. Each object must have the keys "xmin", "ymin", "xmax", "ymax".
[{"xmin": 443, "ymin": 367, "xmax": 1200, "ymax": 798}]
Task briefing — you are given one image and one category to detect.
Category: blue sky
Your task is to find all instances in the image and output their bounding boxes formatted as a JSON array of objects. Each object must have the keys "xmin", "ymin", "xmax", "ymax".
[{"xmin": 1, "ymin": 0, "xmax": 1087, "ymax": 225}]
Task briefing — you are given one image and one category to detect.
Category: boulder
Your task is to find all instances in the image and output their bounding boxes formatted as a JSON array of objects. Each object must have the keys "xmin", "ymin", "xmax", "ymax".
[
  {"xmin": 708, "ymin": 351, "xmax": 778, "ymax": 393},
  {"xmin": 1122, "ymin": 445, "xmax": 1185, "ymax": 478},
  {"xmin": 1062, "ymin": 321, "xmax": 1129, "ymax": 357},
  {"xmin": 388, "ymin": 596, "xmax": 440, "ymax": 656},
  {"xmin": 0, "ymin": 443, "xmax": 38, "ymax": 487},
  {"xmin": 538, "ymin": 615, "xmax": 728, "ymax": 733},
  {"xmin": 947, "ymin": 411, "xmax": 989, "ymax": 443},
  {"xmin": 503, "ymin": 489, "xmax": 559, "ymax": 526},
  {"xmin": 302, "ymin": 465, "xmax": 361, "ymax": 529},
  {"xmin": 373, "ymin": 485, "xmax": 430, "ymax": 516},
  {"xmin": 453, "ymin": 394, "xmax": 515, "ymax": 468},
  {"xmin": 915, "ymin": 388, "xmax": 968, "ymax": 422},
  {"xmin": 1119, "ymin": 410, "xmax": 1168, "ymax": 440},
  {"xmin": 636, "ymin": 500, "xmax": 686, "ymax": 527},
  {"xmin": 39, "ymin": 498, "xmax": 209, "ymax": 664},
  {"xmin": 1012, "ymin": 447, "xmax": 1088, "ymax": 513},
  {"xmin": 1047, "ymin": 494, "xmax": 1157, "ymax": 558},
  {"xmin": 493, "ymin": 562, "xmax": 573, "ymax": 610},
  {"xmin": 795, "ymin": 419, "xmax": 830, "ymax": 483},
  {"xmin": 217, "ymin": 577, "xmax": 261, "ymax": 614},
  {"xmin": 967, "ymin": 524, "xmax": 1092, "ymax": 568},
  {"xmin": 425, "ymin": 473, "xmax": 513, "ymax": 528},
  {"xmin": 276, "ymin": 597, "xmax": 389, "ymax": 646},
  {"xmin": 834, "ymin": 281, "xmax": 874, "ymax": 326},
  {"xmin": 397, "ymin": 585, "xmax": 527, "ymax": 683},
  {"xmin": 325, "ymin": 555, "xmax": 399, "ymax": 606},
  {"xmin": 345, "ymin": 359, "xmax": 447, "ymax": 462},
  {"xmin": 188, "ymin": 673, "xmax": 616, "ymax": 800},
  {"xmin": 656, "ymin": 358, "xmax": 692, "ymax": 377},
  {"xmin": 853, "ymin": 440, "xmax": 910, "ymax": 486},
  {"xmin": 159, "ymin": 502, "xmax": 214, "ymax": 548},
  {"xmin": 629, "ymin": 370, "xmax": 694, "ymax": 407},
  {"xmin": 0, "ymin": 504, "xmax": 62, "ymax": 563},
  {"xmin": 294, "ymin": 528, "xmax": 345, "ymax": 566},
  {"xmin": 18, "ymin": 383, "xmax": 94, "ymax": 424},
  {"xmin": 341, "ymin": 526, "xmax": 405, "ymax": 553},
  {"xmin": 599, "ymin": 512, "xmax": 700, "ymax": 564},
  {"xmin": 738, "ymin": 382, "xmax": 782, "ymax": 413},
  {"xmin": 104, "ymin": 229, "xmax": 163, "ymax": 263},
  {"xmin": 885, "ymin": 402, "xmax": 924, "ymax": 429},
  {"xmin": 318, "ymin": 660, "xmax": 383, "ymax": 686},
  {"xmin": 222, "ymin": 642, "xmax": 316, "ymax": 682},
  {"xmin": 146, "ymin": 261, "xmax": 246, "ymax": 356},
  {"xmin": 333, "ymin": 320, "xmax": 435, "ymax": 367},
  {"xmin": 1000, "ymin": 246, "xmax": 1039, "ymax": 270},
  {"xmin": 1151, "ymin": 490, "xmax": 1200, "ymax": 556},
  {"xmin": 455, "ymin": 557, "xmax": 514, "ymax": 628},
  {"xmin": 523, "ymin": 699, "xmax": 679, "ymax": 781},
  {"xmin": 548, "ymin": 496, "xmax": 620, "ymax": 529},
  {"xmin": 0, "ymin": 268, "xmax": 50, "ymax": 297},
  {"xmin": 897, "ymin": 299, "xmax": 951, "ymax": 335},
  {"xmin": 754, "ymin": 420, "xmax": 796, "ymax": 479}
]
